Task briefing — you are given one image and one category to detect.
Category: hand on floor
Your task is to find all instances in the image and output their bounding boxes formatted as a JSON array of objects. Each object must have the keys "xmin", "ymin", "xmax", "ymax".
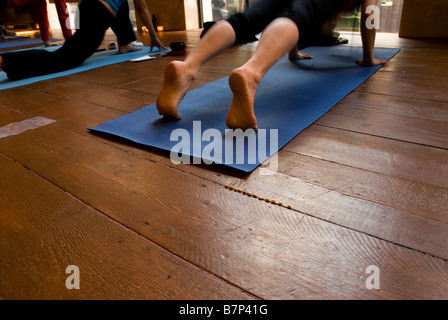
[
  {"xmin": 288, "ymin": 51, "xmax": 314, "ymax": 61},
  {"xmin": 44, "ymin": 40, "xmax": 63, "ymax": 47}
]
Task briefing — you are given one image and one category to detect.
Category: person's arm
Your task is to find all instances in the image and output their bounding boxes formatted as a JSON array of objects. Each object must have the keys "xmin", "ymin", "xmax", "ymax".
[
  {"xmin": 133, "ymin": 0, "xmax": 167, "ymax": 52},
  {"xmin": 357, "ymin": 0, "xmax": 387, "ymax": 66}
]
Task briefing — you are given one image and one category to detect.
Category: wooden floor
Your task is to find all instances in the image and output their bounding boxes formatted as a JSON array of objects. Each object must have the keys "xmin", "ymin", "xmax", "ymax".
[{"xmin": 1, "ymin": 29, "xmax": 447, "ymax": 300}]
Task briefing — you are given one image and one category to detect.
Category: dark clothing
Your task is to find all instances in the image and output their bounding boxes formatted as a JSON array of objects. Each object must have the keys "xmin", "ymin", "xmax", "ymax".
[
  {"xmin": 1, "ymin": 0, "xmax": 136, "ymax": 80},
  {"xmin": 111, "ymin": 0, "xmax": 137, "ymax": 46},
  {"xmin": 227, "ymin": 0, "xmax": 361, "ymax": 44}
]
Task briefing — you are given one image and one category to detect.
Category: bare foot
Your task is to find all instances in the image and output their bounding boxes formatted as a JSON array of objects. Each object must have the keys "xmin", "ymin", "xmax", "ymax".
[
  {"xmin": 356, "ymin": 58, "xmax": 387, "ymax": 67},
  {"xmin": 118, "ymin": 43, "xmax": 143, "ymax": 54},
  {"xmin": 156, "ymin": 61, "xmax": 195, "ymax": 119},
  {"xmin": 226, "ymin": 67, "xmax": 259, "ymax": 131}
]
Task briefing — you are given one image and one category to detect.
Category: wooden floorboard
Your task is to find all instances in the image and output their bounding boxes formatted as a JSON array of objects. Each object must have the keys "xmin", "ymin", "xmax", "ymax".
[
  {"xmin": 1, "ymin": 29, "xmax": 447, "ymax": 300},
  {"xmin": 317, "ymin": 92, "xmax": 448, "ymax": 149},
  {"xmin": 1, "ymin": 125, "xmax": 447, "ymax": 299},
  {"xmin": 284, "ymin": 125, "xmax": 448, "ymax": 189},
  {"xmin": 0, "ymin": 152, "xmax": 254, "ymax": 300}
]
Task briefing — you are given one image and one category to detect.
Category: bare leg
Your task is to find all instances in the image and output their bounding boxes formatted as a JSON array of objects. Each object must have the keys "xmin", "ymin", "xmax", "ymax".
[
  {"xmin": 226, "ymin": 18, "xmax": 299, "ymax": 130},
  {"xmin": 156, "ymin": 20, "xmax": 236, "ymax": 119}
]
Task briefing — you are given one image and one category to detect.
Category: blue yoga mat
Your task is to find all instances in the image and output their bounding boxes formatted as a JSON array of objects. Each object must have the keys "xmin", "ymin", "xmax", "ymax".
[
  {"xmin": 0, "ymin": 38, "xmax": 58, "ymax": 49},
  {"xmin": 0, "ymin": 45, "xmax": 170, "ymax": 90},
  {"xmin": 0, "ymin": 36, "xmax": 30, "ymax": 43},
  {"xmin": 90, "ymin": 46, "xmax": 400, "ymax": 174}
]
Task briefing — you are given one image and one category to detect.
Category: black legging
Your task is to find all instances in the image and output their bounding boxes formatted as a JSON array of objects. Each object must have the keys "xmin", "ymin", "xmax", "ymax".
[
  {"xmin": 1, "ymin": 0, "xmax": 136, "ymax": 80},
  {"xmin": 227, "ymin": 0, "xmax": 357, "ymax": 44}
]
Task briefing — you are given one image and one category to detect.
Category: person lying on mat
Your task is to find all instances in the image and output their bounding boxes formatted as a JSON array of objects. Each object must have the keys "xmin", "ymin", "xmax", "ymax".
[
  {"xmin": 0, "ymin": 0, "xmax": 166, "ymax": 80},
  {"xmin": 156, "ymin": 0, "xmax": 387, "ymax": 131}
]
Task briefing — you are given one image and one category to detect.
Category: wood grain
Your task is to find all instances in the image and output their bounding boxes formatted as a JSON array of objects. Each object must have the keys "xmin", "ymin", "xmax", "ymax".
[
  {"xmin": 284, "ymin": 125, "xmax": 448, "ymax": 189},
  {"xmin": 0, "ymin": 121, "xmax": 447, "ymax": 299},
  {"xmin": 1, "ymin": 30, "xmax": 447, "ymax": 300},
  {"xmin": 0, "ymin": 154, "xmax": 254, "ymax": 300}
]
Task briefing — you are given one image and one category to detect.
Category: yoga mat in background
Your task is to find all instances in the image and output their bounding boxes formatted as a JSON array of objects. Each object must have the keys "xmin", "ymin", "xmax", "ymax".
[
  {"xmin": 0, "ymin": 45, "xmax": 170, "ymax": 91},
  {"xmin": 90, "ymin": 46, "xmax": 400, "ymax": 174},
  {"xmin": 0, "ymin": 38, "xmax": 58, "ymax": 48},
  {"xmin": 0, "ymin": 36, "xmax": 30, "ymax": 42}
]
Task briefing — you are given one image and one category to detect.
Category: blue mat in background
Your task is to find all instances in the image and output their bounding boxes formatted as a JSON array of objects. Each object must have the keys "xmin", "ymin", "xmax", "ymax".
[
  {"xmin": 0, "ymin": 38, "xmax": 58, "ymax": 48},
  {"xmin": 0, "ymin": 45, "xmax": 170, "ymax": 90},
  {"xmin": 0, "ymin": 36, "xmax": 30, "ymax": 43},
  {"xmin": 90, "ymin": 46, "xmax": 400, "ymax": 174}
]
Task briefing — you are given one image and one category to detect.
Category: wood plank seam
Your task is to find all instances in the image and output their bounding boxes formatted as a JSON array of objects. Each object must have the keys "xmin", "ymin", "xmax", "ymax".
[
  {"xmin": 85, "ymin": 130, "xmax": 448, "ymax": 260},
  {"xmin": 0, "ymin": 149, "xmax": 262, "ymax": 299},
  {"xmin": 315, "ymin": 123, "xmax": 448, "ymax": 151}
]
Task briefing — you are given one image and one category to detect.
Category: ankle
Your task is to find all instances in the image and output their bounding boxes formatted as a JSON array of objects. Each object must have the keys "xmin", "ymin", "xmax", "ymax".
[
  {"xmin": 187, "ymin": 67, "xmax": 198, "ymax": 82},
  {"xmin": 234, "ymin": 66, "xmax": 262, "ymax": 86},
  {"xmin": 183, "ymin": 62, "xmax": 198, "ymax": 81}
]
